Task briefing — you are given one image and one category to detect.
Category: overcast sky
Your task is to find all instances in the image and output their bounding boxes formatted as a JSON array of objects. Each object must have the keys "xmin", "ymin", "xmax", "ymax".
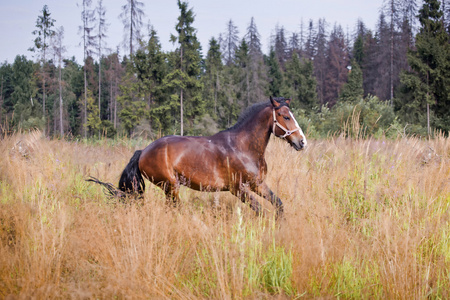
[{"xmin": 0, "ymin": 0, "xmax": 384, "ymax": 64}]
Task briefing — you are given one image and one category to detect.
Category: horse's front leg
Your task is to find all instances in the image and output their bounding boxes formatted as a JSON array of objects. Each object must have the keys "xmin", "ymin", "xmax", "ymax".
[
  {"xmin": 231, "ymin": 183, "xmax": 262, "ymax": 216},
  {"xmin": 255, "ymin": 182, "xmax": 284, "ymax": 219}
]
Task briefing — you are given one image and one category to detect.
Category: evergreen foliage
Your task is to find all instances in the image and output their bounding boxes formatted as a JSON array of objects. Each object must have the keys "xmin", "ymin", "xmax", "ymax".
[
  {"xmin": 2, "ymin": 1, "xmax": 449, "ymax": 138},
  {"xmin": 283, "ymin": 53, "xmax": 318, "ymax": 111},
  {"xmin": 396, "ymin": 0, "xmax": 450, "ymax": 133},
  {"xmin": 339, "ymin": 60, "xmax": 364, "ymax": 104},
  {"xmin": 168, "ymin": 0, "xmax": 204, "ymax": 136}
]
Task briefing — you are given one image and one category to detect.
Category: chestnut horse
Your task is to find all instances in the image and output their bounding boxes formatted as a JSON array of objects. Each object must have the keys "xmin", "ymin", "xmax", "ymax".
[{"xmin": 88, "ymin": 97, "xmax": 306, "ymax": 218}]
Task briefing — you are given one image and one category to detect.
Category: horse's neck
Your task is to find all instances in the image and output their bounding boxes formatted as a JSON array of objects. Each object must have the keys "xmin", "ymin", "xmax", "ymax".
[{"xmin": 235, "ymin": 108, "xmax": 272, "ymax": 158}]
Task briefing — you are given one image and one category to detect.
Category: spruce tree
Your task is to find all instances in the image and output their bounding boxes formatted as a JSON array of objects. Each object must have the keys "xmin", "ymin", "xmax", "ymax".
[
  {"xmin": 203, "ymin": 37, "xmax": 223, "ymax": 118},
  {"xmin": 283, "ymin": 52, "xmax": 318, "ymax": 111},
  {"xmin": 339, "ymin": 60, "xmax": 364, "ymax": 104},
  {"xmin": 266, "ymin": 47, "xmax": 284, "ymax": 97},
  {"xmin": 134, "ymin": 28, "xmax": 167, "ymax": 134},
  {"xmin": 244, "ymin": 17, "xmax": 267, "ymax": 106},
  {"xmin": 168, "ymin": 0, "xmax": 203, "ymax": 136},
  {"xmin": 0, "ymin": 60, "xmax": 14, "ymax": 128},
  {"xmin": 11, "ymin": 56, "xmax": 41, "ymax": 130},
  {"xmin": 324, "ymin": 24, "xmax": 349, "ymax": 107},
  {"xmin": 397, "ymin": 0, "xmax": 450, "ymax": 134}
]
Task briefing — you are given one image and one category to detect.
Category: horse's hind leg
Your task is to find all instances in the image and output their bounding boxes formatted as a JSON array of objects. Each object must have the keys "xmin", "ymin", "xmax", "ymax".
[{"xmin": 162, "ymin": 182, "xmax": 180, "ymax": 207}]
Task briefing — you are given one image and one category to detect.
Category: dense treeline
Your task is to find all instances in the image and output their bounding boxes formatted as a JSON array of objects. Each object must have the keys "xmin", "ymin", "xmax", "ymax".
[{"xmin": 0, "ymin": 0, "xmax": 449, "ymax": 138}]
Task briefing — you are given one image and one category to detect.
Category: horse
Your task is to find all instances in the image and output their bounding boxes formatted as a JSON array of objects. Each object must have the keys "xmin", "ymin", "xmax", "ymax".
[{"xmin": 88, "ymin": 96, "xmax": 307, "ymax": 219}]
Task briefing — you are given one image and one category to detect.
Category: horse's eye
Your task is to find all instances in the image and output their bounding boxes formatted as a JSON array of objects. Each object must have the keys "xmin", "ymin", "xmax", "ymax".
[{"xmin": 283, "ymin": 116, "xmax": 290, "ymax": 120}]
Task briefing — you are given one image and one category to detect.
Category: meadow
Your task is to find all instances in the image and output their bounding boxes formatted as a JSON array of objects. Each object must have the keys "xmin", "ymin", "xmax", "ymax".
[{"xmin": 0, "ymin": 130, "xmax": 449, "ymax": 299}]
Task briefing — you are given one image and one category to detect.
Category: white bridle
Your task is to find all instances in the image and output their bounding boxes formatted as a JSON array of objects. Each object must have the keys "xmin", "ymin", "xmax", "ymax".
[{"xmin": 272, "ymin": 108, "xmax": 301, "ymax": 138}]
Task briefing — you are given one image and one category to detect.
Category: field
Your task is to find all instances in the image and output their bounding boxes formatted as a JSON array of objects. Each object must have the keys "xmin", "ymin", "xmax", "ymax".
[{"xmin": 0, "ymin": 131, "xmax": 449, "ymax": 299}]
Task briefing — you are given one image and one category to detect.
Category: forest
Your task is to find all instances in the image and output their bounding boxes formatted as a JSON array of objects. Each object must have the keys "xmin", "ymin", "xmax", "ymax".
[{"xmin": 0, "ymin": 0, "xmax": 449, "ymax": 139}]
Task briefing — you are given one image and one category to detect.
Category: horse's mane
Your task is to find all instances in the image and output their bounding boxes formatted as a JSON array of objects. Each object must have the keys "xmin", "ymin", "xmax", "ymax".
[{"xmin": 225, "ymin": 97, "xmax": 289, "ymax": 131}]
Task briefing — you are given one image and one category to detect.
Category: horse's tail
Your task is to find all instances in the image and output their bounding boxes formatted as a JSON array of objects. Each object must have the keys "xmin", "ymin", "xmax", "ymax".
[
  {"xmin": 118, "ymin": 150, "xmax": 145, "ymax": 195},
  {"xmin": 86, "ymin": 150, "xmax": 145, "ymax": 198},
  {"xmin": 86, "ymin": 176, "xmax": 126, "ymax": 198}
]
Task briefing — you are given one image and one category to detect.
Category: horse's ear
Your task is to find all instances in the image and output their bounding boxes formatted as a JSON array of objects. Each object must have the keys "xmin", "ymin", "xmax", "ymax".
[
  {"xmin": 270, "ymin": 96, "xmax": 281, "ymax": 108},
  {"xmin": 285, "ymin": 98, "xmax": 291, "ymax": 106}
]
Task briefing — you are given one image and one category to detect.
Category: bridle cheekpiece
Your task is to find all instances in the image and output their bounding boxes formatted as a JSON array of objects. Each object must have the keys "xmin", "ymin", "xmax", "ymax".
[{"xmin": 272, "ymin": 108, "xmax": 300, "ymax": 138}]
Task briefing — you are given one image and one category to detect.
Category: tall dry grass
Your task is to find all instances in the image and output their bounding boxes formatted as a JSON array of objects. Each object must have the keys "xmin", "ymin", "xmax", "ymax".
[{"xmin": 0, "ymin": 130, "xmax": 449, "ymax": 298}]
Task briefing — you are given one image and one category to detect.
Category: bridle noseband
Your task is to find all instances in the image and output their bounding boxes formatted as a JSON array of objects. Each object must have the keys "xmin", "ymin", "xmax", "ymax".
[{"xmin": 272, "ymin": 108, "xmax": 300, "ymax": 138}]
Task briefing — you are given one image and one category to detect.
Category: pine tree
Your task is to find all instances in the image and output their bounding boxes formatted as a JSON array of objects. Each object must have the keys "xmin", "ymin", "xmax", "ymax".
[{"xmin": 29, "ymin": 5, "xmax": 56, "ymax": 134}]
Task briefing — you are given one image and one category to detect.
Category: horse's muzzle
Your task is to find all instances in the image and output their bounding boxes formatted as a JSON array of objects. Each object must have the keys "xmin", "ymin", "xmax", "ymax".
[{"xmin": 291, "ymin": 139, "xmax": 306, "ymax": 151}]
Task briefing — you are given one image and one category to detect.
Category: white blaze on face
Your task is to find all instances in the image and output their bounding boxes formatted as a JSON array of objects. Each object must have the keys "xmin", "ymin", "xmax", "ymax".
[{"xmin": 289, "ymin": 111, "xmax": 307, "ymax": 147}]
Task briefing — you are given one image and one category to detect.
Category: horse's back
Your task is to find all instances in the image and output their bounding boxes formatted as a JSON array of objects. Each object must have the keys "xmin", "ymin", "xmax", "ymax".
[{"xmin": 138, "ymin": 135, "xmax": 230, "ymax": 190}]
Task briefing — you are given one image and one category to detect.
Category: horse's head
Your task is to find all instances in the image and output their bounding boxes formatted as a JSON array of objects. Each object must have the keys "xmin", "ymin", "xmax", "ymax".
[{"xmin": 270, "ymin": 96, "xmax": 307, "ymax": 151}]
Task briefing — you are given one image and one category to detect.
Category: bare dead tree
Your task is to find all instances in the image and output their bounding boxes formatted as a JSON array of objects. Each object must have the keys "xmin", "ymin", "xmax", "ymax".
[
  {"xmin": 220, "ymin": 19, "xmax": 240, "ymax": 66},
  {"xmin": 52, "ymin": 26, "xmax": 66, "ymax": 137},
  {"xmin": 119, "ymin": 0, "xmax": 145, "ymax": 57},
  {"xmin": 30, "ymin": 5, "xmax": 55, "ymax": 135},
  {"xmin": 78, "ymin": 0, "xmax": 97, "ymax": 138},
  {"xmin": 96, "ymin": 0, "xmax": 109, "ymax": 134}
]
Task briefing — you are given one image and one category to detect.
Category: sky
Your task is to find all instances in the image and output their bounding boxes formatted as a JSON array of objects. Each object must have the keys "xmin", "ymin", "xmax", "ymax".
[{"xmin": 0, "ymin": 0, "xmax": 384, "ymax": 65}]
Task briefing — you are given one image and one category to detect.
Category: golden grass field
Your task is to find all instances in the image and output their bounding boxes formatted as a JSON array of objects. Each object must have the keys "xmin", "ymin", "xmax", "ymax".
[{"xmin": 0, "ymin": 131, "xmax": 449, "ymax": 299}]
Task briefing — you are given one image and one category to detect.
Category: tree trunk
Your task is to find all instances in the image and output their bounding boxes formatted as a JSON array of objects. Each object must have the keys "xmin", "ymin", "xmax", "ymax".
[
  {"xmin": 59, "ymin": 60, "xmax": 63, "ymax": 137},
  {"xmin": 0, "ymin": 75, "xmax": 3, "ymax": 126},
  {"xmin": 98, "ymin": 55, "xmax": 101, "ymax": 137},
  {"xmin": 427, "ymin": 101, "xmax": 430, "ymax": 136},
  {"xmin": 114, "ymin": 74, "xmax": 117, "ymax": 129},
  {"xmin": 180, "ymin": 45, "xmax": 184, "ymax": 136},
  {"xmin": 389, "ymin": 0, "xmax": 394, "ymax": 103},
  {"xmin": 84, "ymin": 69, "xmax": 87, "ymax": 138},
  {"xmin": 43, "ymin": 42, "xmax": 47, "ymax": 135},
  {"xmin": 180, "ymin": 87, "xmax": 184, "ymax": 136},
  {"xmin": 130, "ymin": 1, "xmax": 133, "ymax": 57}
]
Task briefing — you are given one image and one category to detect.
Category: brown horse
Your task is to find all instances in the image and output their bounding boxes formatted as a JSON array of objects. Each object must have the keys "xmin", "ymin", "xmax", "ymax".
[{"xmin": 88, "ymin": 96, "xmax": 306, "ymax": 218}]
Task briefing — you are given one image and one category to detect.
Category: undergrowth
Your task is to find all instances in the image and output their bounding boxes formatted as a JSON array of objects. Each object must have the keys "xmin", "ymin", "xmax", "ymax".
[{"xmin": 0, "ymin": 130, "xmax": 449, "ymax": 298}]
